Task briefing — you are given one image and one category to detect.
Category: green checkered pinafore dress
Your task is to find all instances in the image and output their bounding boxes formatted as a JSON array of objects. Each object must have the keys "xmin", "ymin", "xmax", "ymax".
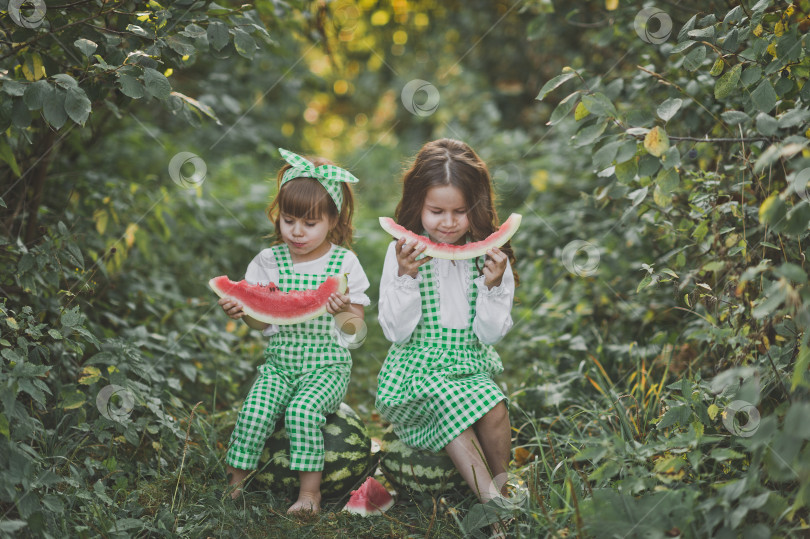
[
  {"xmin": 375, "ymin": 256, "xmax": 506, "ymax": 452},
  {"xmin": 226, "ymin": 244, "xmax": 351, "ymax": 472}
]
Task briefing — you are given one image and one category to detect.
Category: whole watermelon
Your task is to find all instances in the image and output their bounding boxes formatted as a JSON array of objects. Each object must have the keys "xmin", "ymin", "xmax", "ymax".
[
  {"xmin": 378, "ymin": 428, "xmax": 465, "ymax": 496},
  {"xmin": 254, "ymin": 403, "xmax": 373, "ymax": 498}
]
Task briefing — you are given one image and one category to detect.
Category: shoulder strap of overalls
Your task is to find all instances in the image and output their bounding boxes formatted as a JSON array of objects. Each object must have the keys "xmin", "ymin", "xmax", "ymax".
[
  {"xmin": 324, "ymin": 245, "xmax": 348, "ymax": 275},
  {"xmin": 272, "ymin": 244, "xmax": 293, "ymax": 275}
]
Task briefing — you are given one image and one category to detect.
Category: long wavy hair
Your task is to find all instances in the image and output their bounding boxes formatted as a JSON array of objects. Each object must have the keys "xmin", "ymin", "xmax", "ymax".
[
  {"xmin": 395, "ymin": 138, "xmax": 518, "ymax": 284},
  {"xmin": 266, "ymin": 155, "xmax": 355, "ymax": 247}
]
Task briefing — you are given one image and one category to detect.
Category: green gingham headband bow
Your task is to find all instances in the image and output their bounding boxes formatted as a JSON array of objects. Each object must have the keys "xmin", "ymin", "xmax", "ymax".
[{"xmin": 279, "ymin": 148, "xmax": 359, "ymax": 210}]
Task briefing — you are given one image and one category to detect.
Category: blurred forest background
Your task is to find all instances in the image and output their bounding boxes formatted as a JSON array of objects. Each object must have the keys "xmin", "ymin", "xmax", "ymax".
[{"xmin": 2, "ymin": 0, "xmax": 810, "ymax": 537}]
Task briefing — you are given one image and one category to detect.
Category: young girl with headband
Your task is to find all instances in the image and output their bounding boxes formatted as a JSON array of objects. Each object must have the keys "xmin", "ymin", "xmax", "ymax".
[
  {"xmin": 376, "ymin": 139, "xmax": 518, "ymax": 526},
  {"xmin": 218, "ymin": 149, "xmax": 370, "ymax": 513}
]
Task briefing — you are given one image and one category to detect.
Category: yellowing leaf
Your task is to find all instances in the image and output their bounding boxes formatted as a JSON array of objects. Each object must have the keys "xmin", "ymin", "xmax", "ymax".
[
  {"xmin": 574, "ymin": 101, "xmax": 590, "ymax": 121},
  {"xmin": 707, "ymin": 403, "xmax": 719, "ymax": 420},
  {"xmin": 94, "ymin": 209, "xmax": 108, "ymax": 235},
  {"xmin": 767, "ymin": 43, "xmax": 777, "ymax": 58},
  {"xmin": 774, "ymin": 22, "xmax": 784, "ymax": 37},
  {"xmin": 79, "ymin": 366, "xmax": 102, "ymax": 385},
  {"xmin": 531, "ymin": 169, "xmax": 549, "ymax": 191},
  {"xmin": 61, "ymin": 390, "xmax": 86, "ymax": 410},
  {"xmin": 644, "ymin": 126, "xmax": 669, "ymax": 157},
  {"xmin": 709, "ymin": 58, "xmax": 724, "ymax": 76},
  {"xmin": 125, "ymin": 223, "xmax": 138, "ymax": 248},
  {"xmin": 605, "ymin": 0, "xmax": 618, "ymax": 10},
  {"xmin": 753, "ymin": 24, "xmax": 763, "ymax": 36},
  {"xmin": 164, "ymin": 68, "xmax": 173, "ymax": 77}
]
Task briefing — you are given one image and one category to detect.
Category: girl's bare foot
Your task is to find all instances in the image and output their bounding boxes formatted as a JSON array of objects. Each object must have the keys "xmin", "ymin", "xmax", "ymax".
[
  {"xmin": 287, "ymin": 492, "xmax": 321, "ymax": 514},
  {"xmin": 225, "ymin": 466, "xmax": 250, "ymax": 500}
]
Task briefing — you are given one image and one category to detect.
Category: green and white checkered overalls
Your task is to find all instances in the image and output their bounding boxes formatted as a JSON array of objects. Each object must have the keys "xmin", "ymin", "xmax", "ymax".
[
  {"xmin": 375, "ymin": 256, "xmax": 506, "ymax": 452},
  {"xmin": 226, "ymin": 244, "xmax": 351, "ymax": 472}
]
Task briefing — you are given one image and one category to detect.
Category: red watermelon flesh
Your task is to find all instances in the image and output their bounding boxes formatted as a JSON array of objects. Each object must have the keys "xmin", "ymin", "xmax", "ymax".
[
  {"xmin": 378, "ymin": 213, "xmax": 521, "ymax": 260},
  {"xmin": 208, "ymin": 274, "xmax": 347, "ymax": 325},
  {"xmin": 343, "ymin": 477, "xmax": 394, "ymax": 516}
]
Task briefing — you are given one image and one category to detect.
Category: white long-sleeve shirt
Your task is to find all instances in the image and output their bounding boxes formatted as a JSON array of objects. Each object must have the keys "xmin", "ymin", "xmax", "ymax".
[
  {"xmin": 244, "ymin": 244, "xmax": 370, "ymax": 347},
  {"xmin": 378, "ymin": 241, "xmax": 514, "ymax": 345}
]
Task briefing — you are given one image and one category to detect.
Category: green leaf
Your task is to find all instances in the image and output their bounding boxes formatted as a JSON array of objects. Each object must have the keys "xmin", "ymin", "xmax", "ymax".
[
  {"xmin": 661, "ymin": 145, "xmax": 680, "ymax": 170},
  {"xmin": 777, "ymin": 109, "xmax": 810, "ymax": 129},
  {"xmin": 142, "ymin": 68, "xmax": 171, "ymax": 100},
  {"xmin": 677, "ymin": 14, "xmax": 697, "ymax": 42},
  {"xmin": 759, "ymin": 193, "xmax": 787, "ymax": 226},
  {"xmin": 756, "ymin": 112, "xmax": 778, "ymax": 136},
  {"xmin": 724, "ymin": 5, "xmax": 743, "ymax": 24},
  {"xmin": 615, "ymin": 158, "xmax": 638, "ymax": 183},
  {"xmin": 688, "ymin": 26, "xmax": 716, "ymax": 41},
  {"xmin": 171, "ymin": 91, "xmax": 220, "ymax": 124},
  {"xmin": 23, "ymin": 80, "xmax": 50, "ymax": 110},
  {"xmin": 581, "ymin": 93, "xmax": 617, "ymax": 118},
  {"xmin": 536, "ymin": 70, "xmax": 578, "ymax": 100},
  {"xmin": 166, "ymin": 35, "xmax": 195, "ymax": 56},
  {"xmin": 116, "ymin": 74, "xmax": 144, "ymax": 99},
  {"xmin": 548, "ymin": 91, "xmax": 578, "ymax": 125},
  {"xmin": 715, "ymin": 63, "xmax": 742, "ymax": 99},
  {"xmin": 232, "ymin": 28, "xmax": 257, "ymax": 59},
  {"xmin": 0, "ymin": 412, "xmax": 8, "ymax": 438},
  {"xmin": 207, "ymin": 21, "xmax": 230, "ymax": 51},
  {"xmin": 656, "ymin": 167, "xmax": 680, "ymax": 194},
  {"xmin": 43, "ymin": 88, "xmax": 67, "ymax": 129},
  {"xmin": 792, "ymin": 344, "xmax": 810, "ymax": 391},
  {"xmin": 751, "ymin": 79, "xmax": 777, "ymax": 113},
  {"xmin": 0, "ymin": 139, "xmax": 19, "ymax": 177},
  {"xmin": 720, "ymin": 110, "xmax": 750, "ymax": 126},
  {"xmin": 657, "ymin": 97, "xmax": 682, "ymax": 121},
  {"xmin": 2, "ymin": 80, "xmax": 25, "ymax": 96},
  {"xmin": 182, "ymin": 23, "xmax": 207, "ymax": 39},
  {"xmin": 74, "ymin": 38, "xmax": 97, "ymax": 57},
  {"xmin": 593, "ymin": 140, "xmax": 621, "ymax": 170},
  {"xmin": 61, "ymin": 389, "xmax": 86, "ymax": 410},
  {"xmin": 775, "ymin": 263, "xmax": 807, "ymax": 283},
  {"xmin": 65, "ymin": 87, "xmax": 91, "ymax": 125},
  {"xmin": 52, "ymin": 74, "xmax": 78, "ymax": 89},
  {"xmin": 740, "ymin": 65, "xmax": 762, "ymax": 88},
  {"xmin": 126, "ymin": 24, "xmax": 151, "ymax": 38},
  {"xmin": 683, "ymin": 46, "xmax": 707, "ymax": 71},
  {"xmin": 571, "ymin": 119, "xmax": 607, "ymax": 147}
]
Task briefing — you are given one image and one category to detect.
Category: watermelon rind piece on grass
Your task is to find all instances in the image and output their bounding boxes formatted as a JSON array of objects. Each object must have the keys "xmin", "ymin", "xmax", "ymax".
[
  {"xmin": 378, "ymin": 213, "xmax": 521, "ymax": 260},
  {"xmin": 378, "ymin": 428, "xmax": 465, "ymax": 496},
  {"xmin": 208, "ymin": 274, "xmax": 347, "ymax": 325},
  {"xmin": 343, "ymin": 477, "xmax": 394, "ymax": 516},
  {"xmin": 254, "ymin": 403, "xmax": 374, "ymax": 498}
]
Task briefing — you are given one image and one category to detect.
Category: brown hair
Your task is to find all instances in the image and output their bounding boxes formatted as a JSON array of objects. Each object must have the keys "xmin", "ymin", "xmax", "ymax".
[
  {"xmin": 395, "ymin": 138, "xmax": 519, "ymax": 284},
  {"xmin": 266, "ymin": 156, "xmax": 355, "ymax": 247}
]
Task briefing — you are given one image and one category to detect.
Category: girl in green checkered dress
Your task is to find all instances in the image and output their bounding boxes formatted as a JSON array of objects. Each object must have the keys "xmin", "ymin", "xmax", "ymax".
[
  {"xmin": 376, "ymin": 139, "xmax": 519, "ymax": 507},
  {"xmin": 218, "ymin": 149, "xmax": 370, "ymax": 513}
]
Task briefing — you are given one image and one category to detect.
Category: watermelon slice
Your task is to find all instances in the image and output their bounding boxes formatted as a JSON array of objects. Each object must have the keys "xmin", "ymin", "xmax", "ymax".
[
  {"xmin": 378, "ymin": 213, "xmax": 521, "ymax": 260},
  {"xmin": 208, "ymin": 274, "xmax": 347, "ymax": 325},
  {"xmin": 343, "ymin": 477, "xmax": 394, "ymax": 517}
]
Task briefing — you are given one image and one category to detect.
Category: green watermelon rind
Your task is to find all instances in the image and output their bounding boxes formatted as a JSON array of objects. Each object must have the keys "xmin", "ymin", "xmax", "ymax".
[
  {"xmin": 254, "ymin": 403, "xmax": 373, "ymax": 498},
  {"xmin": 378, "ymin": 213, "xmax": 522, "ymax": 260},
  {"xmin": 378, "ymin": 429, "xmax": 465, "ymax": 496}
]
